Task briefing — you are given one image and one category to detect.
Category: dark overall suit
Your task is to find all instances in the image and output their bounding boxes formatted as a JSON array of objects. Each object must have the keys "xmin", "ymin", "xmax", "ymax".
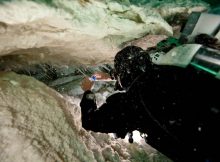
[{"xmin": 80, "ymin": 52, "xmax": 220, "ymax": 162}]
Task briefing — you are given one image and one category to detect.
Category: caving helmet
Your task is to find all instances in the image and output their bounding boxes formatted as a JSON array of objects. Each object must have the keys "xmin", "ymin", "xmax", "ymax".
[{"xmin": 113, "ymin": 46, "xmax": 151, "ymax": 90}]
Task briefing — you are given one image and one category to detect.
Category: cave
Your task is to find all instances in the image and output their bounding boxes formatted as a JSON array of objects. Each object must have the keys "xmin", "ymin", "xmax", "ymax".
[{"xmin": 0, "ymin": 0, "xmax": 219, "ymax": 162}]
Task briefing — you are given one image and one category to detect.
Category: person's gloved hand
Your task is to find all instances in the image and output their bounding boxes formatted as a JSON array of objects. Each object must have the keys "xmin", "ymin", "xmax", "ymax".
[
  {"xmin": 81, "ymin": 77, "xmax": 94, "ymax": 91},
  {"xmin": 81, "ymin": 72, "xmax": 112, "ymax": 92}
]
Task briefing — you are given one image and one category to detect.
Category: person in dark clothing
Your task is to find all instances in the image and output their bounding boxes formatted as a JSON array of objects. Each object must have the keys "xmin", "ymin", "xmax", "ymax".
[{"xmin": 80, "ymin": 42, "xmax": 220, "ymax": 162}]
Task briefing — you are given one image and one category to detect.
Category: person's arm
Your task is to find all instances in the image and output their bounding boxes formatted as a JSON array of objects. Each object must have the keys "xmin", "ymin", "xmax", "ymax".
[
  {"xmin": 80, "ymin": 90, "xmax": 132, "ymax": 136},
  {"xmin": 80, "ymin": 90, "xmax": 97, "ymax": 130}
]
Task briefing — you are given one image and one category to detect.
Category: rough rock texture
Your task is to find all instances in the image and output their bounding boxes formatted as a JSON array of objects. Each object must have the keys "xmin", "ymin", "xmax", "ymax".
[
  {"xmin": 0, "ymin": 0, "xmax": 173, "ymax": 66},
  {"xmin": 0, "ymin": 0, "xmax": 208, "ymax": 66},
  {"xmin": 0, "ymin": 72, "xmax": 171, "ymax": 162},
  {"xmin": 121, "ymin": 34, "xmax": 168, "ymax": 49}
]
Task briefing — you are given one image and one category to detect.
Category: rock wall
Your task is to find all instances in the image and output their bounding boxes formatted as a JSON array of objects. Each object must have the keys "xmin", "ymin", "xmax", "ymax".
[{"xmin": 0, "ymin": 0, "xmax": 207, "ymax": 66}]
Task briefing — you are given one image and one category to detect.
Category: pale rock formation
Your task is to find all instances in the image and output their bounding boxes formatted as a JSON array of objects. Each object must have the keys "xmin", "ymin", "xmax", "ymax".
[{"xmin": 0, "ymin": 0, "xmax": 176, "ymax": 66}]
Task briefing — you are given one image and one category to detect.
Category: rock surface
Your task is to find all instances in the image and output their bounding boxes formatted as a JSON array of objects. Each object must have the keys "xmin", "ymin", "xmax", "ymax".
[{"xmin": 0, "ymin": 0, "xmax": 207, "ymax": 65}]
